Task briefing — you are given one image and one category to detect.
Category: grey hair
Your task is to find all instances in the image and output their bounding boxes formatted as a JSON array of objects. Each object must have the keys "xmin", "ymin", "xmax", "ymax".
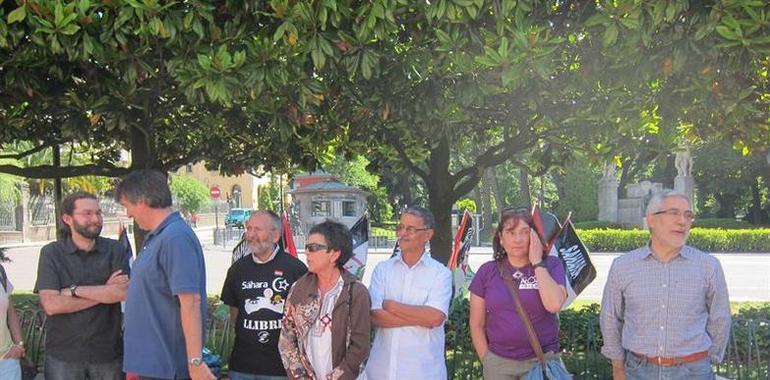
[
  {"xmin": 115, "ymin": 169, "xmax": 172, "ymax": 209},
  {"xmin": 645, "ymin": 190, "xmax": 691, "ymax": 216},
  {"xmin": 401, "ymin": 206, "xmax": 435, "ymax": 229},
  {"xmin": 252, "ymin": 210, "xmax": 283, "ymax": 236}
]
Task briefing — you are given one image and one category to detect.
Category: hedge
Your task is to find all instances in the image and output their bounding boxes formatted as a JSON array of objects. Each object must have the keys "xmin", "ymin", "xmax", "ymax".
[
  {"xmin": 694, "ymin": 218, "xmax": 757, "ymax": 229},
  {"xmin": 577, "ymin": 228, "xmax": 770, "ymax": 252}
]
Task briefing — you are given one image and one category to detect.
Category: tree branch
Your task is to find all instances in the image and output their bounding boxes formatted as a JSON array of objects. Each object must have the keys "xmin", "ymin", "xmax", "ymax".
[
  {"xmin": 390, "ymin": 132, "xmax": 429, "ymax": 181},
  {"xmin": 0, "ymin": 142, "xmax": 58, "ymax": 160},
  {"xmin": 452, "ymin": 117, "xmax": 541, "ymax": 197},
  {"xmin": 0, "ymin": 164, "xmax": 131, "ymax": 179}
]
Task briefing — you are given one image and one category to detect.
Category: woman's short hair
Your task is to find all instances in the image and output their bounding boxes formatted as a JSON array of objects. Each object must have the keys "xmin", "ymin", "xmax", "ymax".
[
  {"xmin": 309, "ymin": 220, "xmax": 353, "ymax": 269},
  {"xmin": 492, "ymin": 207, "xmax": 536, "ymax": 261}
]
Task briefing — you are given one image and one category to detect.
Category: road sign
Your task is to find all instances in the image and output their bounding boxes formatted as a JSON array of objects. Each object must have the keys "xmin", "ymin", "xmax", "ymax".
[{"xmin": 210, "ymin": 186, "xmax": 221, "ymax": 199}]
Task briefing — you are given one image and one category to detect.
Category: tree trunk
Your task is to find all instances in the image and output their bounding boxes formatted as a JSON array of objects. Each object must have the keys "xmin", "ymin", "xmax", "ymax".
[
  {"xmin": 128, "ymin": 124, "xmax": 159, "ymax": 251},
  {"xmin": 398, "ymin": 168, "xmax": 413, "ymax": 209},
  {"xmin": 490, "ymin": 167, "xmax": 504, "ymax": 215},
  {"xmin": 53, "ymin": 145, "xmax": 64, "ymax": 241},
  {"xmin": 426, "ymin": 135, "xmax": 456, "ymax": 265},
  {"xmin": 519, "ymin": 167, "xmax": 531, "ymax": 208},
  {"xmin": 552, "ymin": 170, "xmax": 566, "ymax": 209},
  {"xmin": 480, "ymin": 168, "xmax": 495, "ymax": 241},
  {"xmin": 750, "ymin": 179, "xmax": 762, "ymax": 225}
]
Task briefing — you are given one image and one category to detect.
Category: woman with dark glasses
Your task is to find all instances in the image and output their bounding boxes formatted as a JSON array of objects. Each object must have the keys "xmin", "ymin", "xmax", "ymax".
[
  {"xmin": 279, "ymin": 220, "xmax": 371, "ymax": 380},
  {"xmin": 468, "ymin": 208, "xmax": 568, "ymax": 379}
]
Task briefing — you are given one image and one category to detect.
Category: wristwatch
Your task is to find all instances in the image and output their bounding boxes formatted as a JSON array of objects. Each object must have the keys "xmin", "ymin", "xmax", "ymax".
[
  {"xmin": 189, "ymin": 357, "xmax": 203, "ymax": 367},
  {"xmin": 69, "ymin": 284, "xmax": 78, "ymax": 297},
  {"xmin": 532, "ymin": 261, "xmax": 547, "ymax": 269}
]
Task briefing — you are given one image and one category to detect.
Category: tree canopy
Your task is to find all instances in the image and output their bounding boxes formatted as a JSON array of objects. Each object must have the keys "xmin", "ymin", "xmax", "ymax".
[{"xmin": 1, "ymin": 0, "xmax": 769, "ymax": 262}]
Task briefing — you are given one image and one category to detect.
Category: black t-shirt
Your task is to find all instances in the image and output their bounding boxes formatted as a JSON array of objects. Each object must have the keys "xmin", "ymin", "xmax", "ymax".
[
  {"xmin": 221, "ymin": 250, "xmax": 308, "ymax": 375},
  {"xmin": 34, "ymin": 237, "xmax": 126, "ymax": 362}
]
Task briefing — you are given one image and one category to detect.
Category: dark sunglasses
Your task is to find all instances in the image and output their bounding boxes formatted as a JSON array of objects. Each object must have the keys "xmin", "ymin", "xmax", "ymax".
[{"xmin": 305, "ymin": 243, "xmax": 329, "ymax": 253}]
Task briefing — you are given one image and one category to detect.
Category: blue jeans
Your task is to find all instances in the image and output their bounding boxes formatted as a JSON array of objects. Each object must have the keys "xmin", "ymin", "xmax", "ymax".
[
  {"xmin": 0, "ymin": 358, "xmax": 21, "ymax": 380},
  {"xmin": 44, "ymin": 355, "xmax": 123, "ymax": 380},
  {"xmin": 625, "ymin": 352, "xmax": 715, "ymax": 380},
  {"xmin": 228, "ymin": 370, "xmax": 288, "ymax": 380}
]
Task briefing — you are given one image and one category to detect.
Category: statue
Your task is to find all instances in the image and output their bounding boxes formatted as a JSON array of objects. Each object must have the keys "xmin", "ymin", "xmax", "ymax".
[
  {"xmin": 675, "ymin": 148, "xmax": 692, "ymax": 177},
  {"xmin": 602, "ymin": 163, "xmax": 617, "ymax": 181}
]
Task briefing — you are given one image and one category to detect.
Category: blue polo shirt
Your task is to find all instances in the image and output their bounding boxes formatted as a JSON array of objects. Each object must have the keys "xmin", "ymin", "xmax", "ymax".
[{"xmin": 123, "ymin": 212, "xmax": 207, "ymax": 379}]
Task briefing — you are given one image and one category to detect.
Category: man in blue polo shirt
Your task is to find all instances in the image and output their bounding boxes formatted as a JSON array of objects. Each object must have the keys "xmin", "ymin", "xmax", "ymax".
[{"xmin": 116, "ymin": 169, "xmax": 215, "ymax": 380}]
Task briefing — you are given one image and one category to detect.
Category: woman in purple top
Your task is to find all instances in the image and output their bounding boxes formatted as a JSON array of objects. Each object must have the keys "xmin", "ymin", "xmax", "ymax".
[{"xmin": 469, "ymin": 208, "xmax": 568, "ymax": 380}]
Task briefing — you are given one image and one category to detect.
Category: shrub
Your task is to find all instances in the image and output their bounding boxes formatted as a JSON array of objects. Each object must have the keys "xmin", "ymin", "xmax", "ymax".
[
  {"xmin": 577, "ymin": 228, "xmax": 770, "ymax": 252},
  {"xmin": 572, "ymin": 220, "xmax": 623, "ymax": 230},
  {"xmin": 694, "ymin": 218, "xmax": 756, "ymax": 229}
]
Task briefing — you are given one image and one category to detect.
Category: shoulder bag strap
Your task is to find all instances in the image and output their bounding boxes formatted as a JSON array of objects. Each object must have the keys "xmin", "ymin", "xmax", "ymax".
[{"xmin": 496, "ymin": 261, "xmax": 548, "ymax": 374}]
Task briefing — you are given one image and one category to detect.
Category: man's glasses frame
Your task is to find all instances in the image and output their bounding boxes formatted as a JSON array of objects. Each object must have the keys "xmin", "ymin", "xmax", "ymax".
[
  {"xmin": 652, "ymin": 208, "xmax": 695, "ymax": 222},
  {"xmin": 396, "ymin": 225, "xmax": 431, "ymax": 235}
]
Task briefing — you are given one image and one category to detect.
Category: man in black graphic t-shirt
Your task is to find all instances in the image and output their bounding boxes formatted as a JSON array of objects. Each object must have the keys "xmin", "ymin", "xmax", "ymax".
[{"xmin": 221, "ymin": 211, "xmax": 307, "ymax": 379}]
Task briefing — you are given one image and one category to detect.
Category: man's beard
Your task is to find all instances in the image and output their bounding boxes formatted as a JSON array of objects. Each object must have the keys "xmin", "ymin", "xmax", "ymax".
[
  {"xmin": 72, "ymin": 220, "xmax": 102, "ymax": 239},
  {"xmin": 249, "ymin": 240, "xmax": 274, "ymax": 257}
]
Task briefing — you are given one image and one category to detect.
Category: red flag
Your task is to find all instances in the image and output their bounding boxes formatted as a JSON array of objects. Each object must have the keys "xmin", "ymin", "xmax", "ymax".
[
  {"xmin": 281, "ymin": 211, "xmax": 297, "ymax": 257},
  {"xmin": 448, "ymin": 210, "xmax": 472, "ymax": 271}
]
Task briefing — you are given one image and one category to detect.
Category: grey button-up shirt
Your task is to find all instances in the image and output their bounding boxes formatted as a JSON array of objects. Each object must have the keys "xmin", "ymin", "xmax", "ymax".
[
  {"xmin": 600, "ymin": 245, "xmax": 731, "ymax": 363},
  {"xmin": 34, "ymin": 237, "xmax": 126, "ymax": 362}
]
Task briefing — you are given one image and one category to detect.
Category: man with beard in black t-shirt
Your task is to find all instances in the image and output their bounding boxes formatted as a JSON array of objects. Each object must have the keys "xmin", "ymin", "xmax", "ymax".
[{"xmin": 221, "ymin": 210, "xmax": 307, "ymax": 380}]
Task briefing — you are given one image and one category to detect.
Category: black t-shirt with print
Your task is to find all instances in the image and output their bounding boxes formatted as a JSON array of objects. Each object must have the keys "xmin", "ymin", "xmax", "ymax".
[{"xmin": 221, "ymin": 250, "xmax": 307, "ymax": 375}]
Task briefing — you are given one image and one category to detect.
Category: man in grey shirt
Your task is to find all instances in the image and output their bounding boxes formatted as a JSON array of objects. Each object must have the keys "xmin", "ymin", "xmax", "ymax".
[
  {"xmin": 600, "ymin": 190, "xmax": 730, "ymax": 380},
  {"xmin": 35, "ymin": 191, "xmax": 128, "ymax": 380}
]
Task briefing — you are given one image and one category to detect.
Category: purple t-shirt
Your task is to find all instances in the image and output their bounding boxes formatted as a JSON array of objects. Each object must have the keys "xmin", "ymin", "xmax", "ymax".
[{"xmin": 469, "ymin": 256, "xmax": 566, "ymax": 360}]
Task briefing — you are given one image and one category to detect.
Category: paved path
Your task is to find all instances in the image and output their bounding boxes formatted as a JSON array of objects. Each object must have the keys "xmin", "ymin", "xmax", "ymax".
[{"xmin": 3, "ymin": 229, "xmax": 769, "ymax": 302}]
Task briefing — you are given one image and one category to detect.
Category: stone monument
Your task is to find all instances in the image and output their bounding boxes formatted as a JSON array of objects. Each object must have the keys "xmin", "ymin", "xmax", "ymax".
[
  {"xmin": 597, "ymin": 163, "xmax": 619, "ymax": 222},
  {"xmin": 674, "ymin": 147, "xmax": 695, "ymax": 203}
]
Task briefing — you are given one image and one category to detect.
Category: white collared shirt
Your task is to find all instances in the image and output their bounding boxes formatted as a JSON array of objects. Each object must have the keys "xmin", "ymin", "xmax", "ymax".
[{"xmin": 364, "ymin": 252, "xmax": 452, "ymax": 380}]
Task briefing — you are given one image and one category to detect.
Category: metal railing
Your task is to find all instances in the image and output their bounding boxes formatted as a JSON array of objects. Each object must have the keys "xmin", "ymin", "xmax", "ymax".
[
  {"xmin": 0, "ymin": 202, "xmax": 16, "ymax": 230},
  {"xmin": 18, "ymin": 308, "xmax": 769, "ymax": 380}
]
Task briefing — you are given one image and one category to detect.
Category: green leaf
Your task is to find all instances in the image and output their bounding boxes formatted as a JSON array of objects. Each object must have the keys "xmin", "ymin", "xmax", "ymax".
[
  {"xmin": 311, "ymin": 46, "xmax": 325, "ymax": 69},
  {"xmin": 501, "ymin": 67, "xmax": 520, "ymax": 88},
  {"xmin": 715, "ymin": 25, "xmax": 739, "ymax": 41},
  {"xmin": 197, "ymin": 54, "xmax": 212, "ymax": 70},
  {"xmin": 183, "ymin": 12, "xmax": 194, "ymax": 30},
  {"xmin": 602, "ymin": 24, "xmax": 618, "ymax": 47},
  {"xmin": 7, "ymin": 6, "xmax": 26, "ymax": 24},
  {"xmin": 584, "ymin": 13, "xmax": 607, "ymax": 28},
  {"xmin": 498, "ymin": 37, "xmax": 509, "ymax": 58},
  {"xmin": 78, "ymin": 0, "xmax": 91, "ymax": 14},
  {"xmin": 664, "ymin": 2, "xmax": 677, "ymax": 22},
  {"xmin": 61, "ymin": 24, "xmax": 80, "ymax": 35},
  {"xmin": 360, "ymin": 52, "xmax": 372, "ymax": 79},
  {"xmin": 318, "ymin": 35, "xmax": 334, "ymax": 56},
  {"xmin": 274, "ymin": 22, "xmax": 289, "ymax": 42}
]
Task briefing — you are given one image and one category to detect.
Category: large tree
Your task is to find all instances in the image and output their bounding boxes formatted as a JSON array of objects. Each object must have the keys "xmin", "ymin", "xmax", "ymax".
[
  {"xmin": 2, "ymin": 0, "xmax": 769, "ymax": 263},
  {"xmin": 0, "ymin": 0, "xmax": 343, "ymax": 178},
  {"xmin": 289, "ymin": 0, "xmax": 770, "ymax": 263}
]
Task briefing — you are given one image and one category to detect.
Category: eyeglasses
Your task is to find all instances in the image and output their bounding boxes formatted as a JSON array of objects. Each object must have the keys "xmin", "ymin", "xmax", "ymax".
[
  {"xmin": 305, "ymin": 243, "xmax": 329, "ymax": 253},
  {"xmin": 396, "ymin": 225, "xmax": 431, "ymax": 235},
  {"xmin": 653, "ymin": 208, "xmax": 695, "ymax": 222},
  {"xmin": 72, "ymin": 211, "xmax": 103, "ymax": 218}
]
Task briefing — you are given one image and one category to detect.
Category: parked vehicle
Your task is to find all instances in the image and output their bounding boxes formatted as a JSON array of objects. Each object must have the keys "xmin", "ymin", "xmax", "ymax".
[{"xmin": 225, "ymin": 208, "xmax": 252, "ymax": 228}]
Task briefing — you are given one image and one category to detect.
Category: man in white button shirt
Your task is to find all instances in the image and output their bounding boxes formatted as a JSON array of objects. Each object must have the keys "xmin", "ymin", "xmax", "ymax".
[{"xmin": 364, "ymin": 207, "xmax": 453, "ymax": 380}]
